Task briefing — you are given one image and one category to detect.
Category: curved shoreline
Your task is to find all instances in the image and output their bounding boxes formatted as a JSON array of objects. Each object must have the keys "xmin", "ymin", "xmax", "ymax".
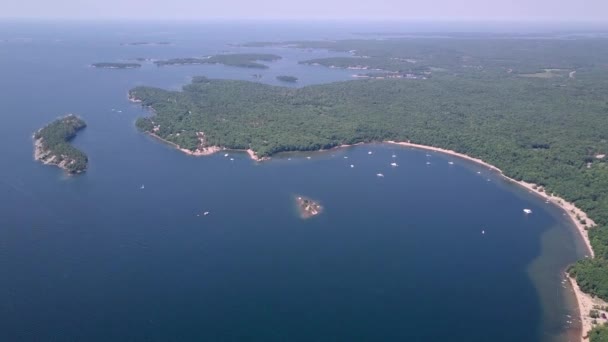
[
  {"xmin": 384, "ymin": 141, "xmax": 595, "ymax": 257},
  {"xmin": 131, "ymin": 93, "xmax": 601, "ymax": 339},
  {"xmin": 143, "ymin": 133, "xmax": 597, "ymax": 256},
  {"xmin": 144, "ymin": 131, "xmax": 269, "ymax": 162},
  {"xmin": 383, "ymin": 141, "xmax": 600, "ymax": 342}
]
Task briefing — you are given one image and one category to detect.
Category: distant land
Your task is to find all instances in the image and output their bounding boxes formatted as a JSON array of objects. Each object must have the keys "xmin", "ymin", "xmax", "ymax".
[
  {"xmin": 121, "ymin": 41, "xmax": 171, "ymax": 46},
  {"xmin": 34, "ymin": 115, "xmax": 87, "ymax": 174},
  {"xmin": 154, "ymin": 53, "xmax": 281, "ymax": 69},
  {"xmin": 131, "ymin": 36, "xmax": 608, "ymax": 341},
  {"xmin": 276, "ymin": 75, "xmax": 298, "ymax": 83},
  {"xmin": 92, "ymin": 62, "xmax": 141, "ymax": 69}
]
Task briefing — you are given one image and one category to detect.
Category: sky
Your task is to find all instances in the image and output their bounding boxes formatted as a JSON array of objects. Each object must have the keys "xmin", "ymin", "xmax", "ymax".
[{"xmin": 2, "ymin": 0, "xmax": 608, "ymax": 21}]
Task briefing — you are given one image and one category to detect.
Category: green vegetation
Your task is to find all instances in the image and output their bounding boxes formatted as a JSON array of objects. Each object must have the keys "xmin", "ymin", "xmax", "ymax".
[
  {"xmin": 34, "ymin": 115, "xmax": 87, "ymax": 173},
  {"xmin": 276, "ymin": 75, "xmax": 298, "ymax": 82},
  {"xmin": 154, "ymin": 53, "xmax": 281, "ymax": 69},
  {"xmin": 132, "ymin": 38, "xmax": 608, "ymax": 319},
  {"xmin": 590, "ymin": 326, "xmax": 608, "ymax": 342},
  {"xmin": 92, "ymin": 62, "xmax": 141, "ymax": 69}
]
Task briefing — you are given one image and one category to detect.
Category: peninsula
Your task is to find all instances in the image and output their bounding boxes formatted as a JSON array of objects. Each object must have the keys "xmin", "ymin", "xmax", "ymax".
[
  {"xmin": 92, "ymin": 62, "xmax": 141, "ymax": 69},
  {"xmin": 154, "ymin": 53, "xmax": 281, "ymax": 69},
  {"xmin": 34, "ymin": 115, "xmax": 88, "ymax": 174},
  {"xmin": 295, "ymin": 196, "xmax": 323, "ymax": 219}
]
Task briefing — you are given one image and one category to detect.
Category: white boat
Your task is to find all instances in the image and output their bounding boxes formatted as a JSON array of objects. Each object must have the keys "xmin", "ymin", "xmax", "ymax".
[
  {"xmin": 426, "ymin": 161, "xmax": 431, "ymax": 165},
  {"xmin": 306, "ymin": 156, "xmax": 311, "ymax": 160},
  {"xmin": 523, "ymin": 209, "xmax": 532, "ymax": 214},
  {"xmin": 390, "ymin": 162, "xmax": 398, "ymax": 167},
  {"xmin": 224, "ymin": 153, "xmax": 229, "ymax": 157},
  {"xmin": 350, "ymin": 164, "xmax": 354, "ymax": 168},
  {"xmin": 230, "ymin": 158, "xmax": 234, "ymax": 161},
  {"xmin": 368, "ymin": 151, "xmax": 373, "ymax": 155},
  {"xmin": 376, "ymin": 173, "xmax": 384, "ymax": 177},
  {"xmin": 477, "ymin": 171, "xmax": 481, "ymax": 174},
  {"xmin": 140, "ymin": 184, "xmax": 145, "ymax": 189},
  {"xmin": 392, "ymin": 154, "xmax": 397, "ymax": 158},
  {"xmin": 448, "ymin": 161, "xmax": 454, "ymax": 165},
  {"xmin": 203, "ymin": 211, "xmax": 210, "ymax": 216},
  {"xmin": 344, "ymin": 156, "xmax": 348, "ymax": 159},
  {"xmin": 482, "ymin": 230, "xmax": 485, "ymax": 234}
]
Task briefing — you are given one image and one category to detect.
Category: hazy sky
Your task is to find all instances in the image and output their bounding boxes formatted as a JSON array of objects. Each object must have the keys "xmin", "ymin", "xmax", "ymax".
[{"xmin": 3, "ymin": 0, "xmax": 608, "ymax": 21}]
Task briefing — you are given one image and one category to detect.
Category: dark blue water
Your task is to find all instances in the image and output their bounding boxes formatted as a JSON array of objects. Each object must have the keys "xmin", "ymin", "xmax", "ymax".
[{"xmin": 0, "ymin": 21, "xmax": 588, "ymax": 341}]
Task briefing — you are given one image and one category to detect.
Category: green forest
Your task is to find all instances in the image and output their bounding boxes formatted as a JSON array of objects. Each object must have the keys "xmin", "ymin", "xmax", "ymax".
[
  {"xmin": 131, "ymin": 37, "xmax": 608, "ymax": 339},
  {"xmin": 154, "ymin": 53, "xmax": 281, "ymax": 69},
  {"xmin": 34, "ymin": 115, "xmax": 88, "ymax": 173}
]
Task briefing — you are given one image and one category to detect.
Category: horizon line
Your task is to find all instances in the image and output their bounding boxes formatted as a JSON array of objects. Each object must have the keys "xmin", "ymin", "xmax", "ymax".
[{"xmin": 1, "ymin": 17, "xmax": 608, "ymax": 24}]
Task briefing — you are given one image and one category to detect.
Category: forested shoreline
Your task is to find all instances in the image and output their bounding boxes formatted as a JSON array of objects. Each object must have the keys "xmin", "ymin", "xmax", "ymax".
[{"xmin": 34, "ymin": 115, "xmax": 88, "ymax": 174}]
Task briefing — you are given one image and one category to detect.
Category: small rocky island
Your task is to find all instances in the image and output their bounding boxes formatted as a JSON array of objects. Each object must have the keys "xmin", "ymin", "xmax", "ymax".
[
  {"xmin": 295, "ymin": 196, "xmax": 323, "ymax": 219},
  {"xmin": 92, "ymin": 62, "xmax": 141, "ymax": 69},
  {"xmin": 34, "ymin": 115, "xmax": 88, "ymax": 174},
  {"xmin": 276, "ymin": 75, "xmax": 298, "ymax": 83}
]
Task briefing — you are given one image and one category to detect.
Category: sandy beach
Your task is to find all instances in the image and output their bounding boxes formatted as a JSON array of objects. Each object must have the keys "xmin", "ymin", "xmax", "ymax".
[
  {"xmin": 568, "ymin": 272, "xmax": 608, "ymax": 341},
  {"xmin": 145, "ymin": 132, "xmax": 269, "ymax": 162}
]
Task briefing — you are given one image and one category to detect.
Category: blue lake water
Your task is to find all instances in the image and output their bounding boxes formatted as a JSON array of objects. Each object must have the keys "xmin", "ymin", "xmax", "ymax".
[{"xmin": 0, "ymin": 21, "xmax": 589, "ymax": 341}]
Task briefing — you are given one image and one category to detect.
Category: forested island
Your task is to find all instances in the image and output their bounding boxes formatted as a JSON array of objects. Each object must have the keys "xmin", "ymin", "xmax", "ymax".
[
  {"xmin": 154, "ymin": 53, "xmax": 281, "ymax": 69},
  {"xmin": 34, "ymin": 115, "xmax": 87, "ymax": 174},
  {"xmin": 130, "ymin": 37, "xmax": 608, "ymax": 339},
  {"xmin": 276, "ymin": 75, "xmax": 298, "ymax": 82},
  {"xmin": 92, "ymin": 62, "xmax": 141, "ymax": 69}
]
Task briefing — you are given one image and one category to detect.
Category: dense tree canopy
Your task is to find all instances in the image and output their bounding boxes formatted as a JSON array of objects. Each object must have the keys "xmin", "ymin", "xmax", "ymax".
[{"xmin": 34, "ymin": 115, "xmax": 87, "ymax": 173}]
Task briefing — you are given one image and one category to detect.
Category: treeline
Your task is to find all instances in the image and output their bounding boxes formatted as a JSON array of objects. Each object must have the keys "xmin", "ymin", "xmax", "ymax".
[
  {"xmin": 154, "ymin": 53, "xmax": 281, "ymax": 69},
  {"xmin": 34, "ymin": 114, "xmax": 88, "ymax": 173}
]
